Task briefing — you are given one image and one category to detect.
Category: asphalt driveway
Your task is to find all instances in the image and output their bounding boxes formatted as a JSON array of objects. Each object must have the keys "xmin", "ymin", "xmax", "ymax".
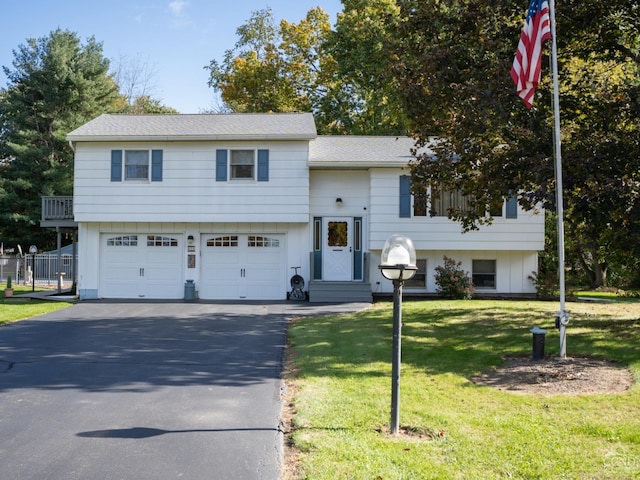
[{"xmin": 0, "ymin": 301, "xmax": 369, "ymax": 480}]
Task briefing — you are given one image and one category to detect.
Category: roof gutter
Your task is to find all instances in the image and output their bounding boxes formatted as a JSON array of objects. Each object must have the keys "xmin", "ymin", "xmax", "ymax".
[{"xmin": 66, "ymin": 134, "xmax": 318, "ymax": 142}]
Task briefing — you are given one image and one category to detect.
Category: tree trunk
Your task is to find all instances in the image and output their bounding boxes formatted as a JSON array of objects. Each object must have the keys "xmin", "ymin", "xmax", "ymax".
[{"xmin": 593, "ymin": 262, "xmax": 608, "ymax": 288}]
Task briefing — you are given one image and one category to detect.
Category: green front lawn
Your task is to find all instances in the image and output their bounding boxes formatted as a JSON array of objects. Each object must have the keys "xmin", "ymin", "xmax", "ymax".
[
  {"xmin": 286, "ymin": 300, "xmax": 640, "ymax": 479},
  {"xmin": 1, "ymin": 286, "xmax": 73, "ymax": 325}
]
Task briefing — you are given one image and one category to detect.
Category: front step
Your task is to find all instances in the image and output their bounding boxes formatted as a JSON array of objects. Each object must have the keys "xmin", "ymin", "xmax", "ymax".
[{"xmin": 308, "ymin": 281, "xmax": 372, "ymax": 303}]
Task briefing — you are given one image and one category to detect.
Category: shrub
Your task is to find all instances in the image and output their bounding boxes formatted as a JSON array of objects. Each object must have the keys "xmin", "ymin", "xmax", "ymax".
[
  {"xmin": 528, "ymin": 270, "xmax": 558, "ymax": 300},
  {"xmin": 6, "ymin": 275, "xmax": 11, "ymax": 289},
  {"xmin": 434, "ymin": 256, "xmax": 474, "ymax": 299}
]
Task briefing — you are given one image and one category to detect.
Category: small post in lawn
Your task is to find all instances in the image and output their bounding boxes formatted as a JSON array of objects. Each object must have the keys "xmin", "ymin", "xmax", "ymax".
[
  {"xmin": 379, "ymin": 234, "xmax": 417, "ymax": 435},
  {"xmin": 29, "ymin": 245, "xmax": 38, "ymax": 292}
]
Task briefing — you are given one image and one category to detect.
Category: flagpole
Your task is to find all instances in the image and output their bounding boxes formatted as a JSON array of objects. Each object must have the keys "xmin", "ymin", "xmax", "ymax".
[{"xmin": 548, "ymin": 0, "xmax": 568, "ymax": 358}]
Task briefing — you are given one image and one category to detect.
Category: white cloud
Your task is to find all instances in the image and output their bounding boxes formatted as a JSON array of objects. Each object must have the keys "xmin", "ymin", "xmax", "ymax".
[
  {"xmin": 168, "ymin": 0, "xmax": 189, "ymax": 17},
  {"xmin": 167, "ymin": 0, "xmax": 193, "ymax": 28}
]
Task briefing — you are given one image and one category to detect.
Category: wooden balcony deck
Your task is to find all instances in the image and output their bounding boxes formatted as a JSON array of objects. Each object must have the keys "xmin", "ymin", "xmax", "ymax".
[{"xmin": 41, "ymin": 196, "xmax": 77, "ymax": 227}]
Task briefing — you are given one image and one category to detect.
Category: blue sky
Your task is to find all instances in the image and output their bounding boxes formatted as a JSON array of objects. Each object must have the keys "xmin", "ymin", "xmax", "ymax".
[{"xmin": 1, "ymin": 0, "xmax": 343, "ymax": 113}]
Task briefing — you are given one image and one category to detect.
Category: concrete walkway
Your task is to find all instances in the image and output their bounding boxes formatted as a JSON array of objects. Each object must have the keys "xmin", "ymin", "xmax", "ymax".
[{"xmin": 0, "ymin": 301, "xmax": 369, "ymax": 479}]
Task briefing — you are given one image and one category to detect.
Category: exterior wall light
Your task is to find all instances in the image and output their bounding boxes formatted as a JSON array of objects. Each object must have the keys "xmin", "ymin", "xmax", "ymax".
[{"xmin": 378, "ymin": 234, "xmax": 417, "ymax": 435}]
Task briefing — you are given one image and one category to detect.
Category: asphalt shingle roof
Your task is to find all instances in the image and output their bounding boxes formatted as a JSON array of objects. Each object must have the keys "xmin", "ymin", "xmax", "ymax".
[
  {"xmin": 68, "ymin": 113, "xmax": 435, "ymax": 168},
  {"xmin": 67, "ymin": 113, "xmax": 317, "ymax": 141},
  {"xmin": 309, "ymin": 136, "xmax": 427, "ymax": 167}
]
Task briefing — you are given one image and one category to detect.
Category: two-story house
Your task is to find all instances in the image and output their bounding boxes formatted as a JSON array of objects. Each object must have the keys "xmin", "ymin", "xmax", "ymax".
[{"xmin": 63, "ymin": 113, "xmax": 543, "ymax": 302}]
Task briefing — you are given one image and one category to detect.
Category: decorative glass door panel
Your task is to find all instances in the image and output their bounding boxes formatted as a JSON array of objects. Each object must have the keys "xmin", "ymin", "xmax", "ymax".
[{"xmin": 323, "ymin": 218, "xmax": 352, "ymax": 281}]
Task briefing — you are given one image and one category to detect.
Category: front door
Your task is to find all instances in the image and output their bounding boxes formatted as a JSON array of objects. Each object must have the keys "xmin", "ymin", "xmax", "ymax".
[{"xmin": 322, "ymin": 218, "xmax": 352, "ymax": 281}]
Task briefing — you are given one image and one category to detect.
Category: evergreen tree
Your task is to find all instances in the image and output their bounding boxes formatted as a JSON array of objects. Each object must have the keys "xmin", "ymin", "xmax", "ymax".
[{"xmin": 0, "ymin": 29, "xmax": 119, "ymax": 248}]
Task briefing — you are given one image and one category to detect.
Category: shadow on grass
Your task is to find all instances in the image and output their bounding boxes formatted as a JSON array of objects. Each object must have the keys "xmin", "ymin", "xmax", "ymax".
[{"xmin": 289, "ymin": 300, "xmax": 640, "ymax": 379}]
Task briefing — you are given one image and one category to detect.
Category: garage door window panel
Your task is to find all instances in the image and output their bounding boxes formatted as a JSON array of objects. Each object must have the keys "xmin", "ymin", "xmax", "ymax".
[
  {"xmin": 248, "ymin": 236, "xmax": 279, "ymax": 248},
  {"xmin": 107, "ymin": 235, "xmax": 138, "ymax": 246},
  {"xmin": 147, "ymin": 235, "xmax": 178, "ymax": 247},
  {"xmin": 207, "ymin": 236, "xmax": 239, "ymax": 247}
]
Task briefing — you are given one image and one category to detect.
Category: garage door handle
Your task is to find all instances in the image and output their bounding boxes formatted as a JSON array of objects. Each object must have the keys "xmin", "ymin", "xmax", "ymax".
[{"xmin": 140, "ymin": 268, "xmax": 144, "ymax": 277}]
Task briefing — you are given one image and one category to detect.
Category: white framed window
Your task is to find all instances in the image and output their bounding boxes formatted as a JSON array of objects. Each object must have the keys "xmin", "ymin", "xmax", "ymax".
[
  {"xmin": 490, "ymin": 200, "xmax": 503, "ymax": 217},
  {"xmin": 405, "ymin": 259, "xmax": 427, "ymax": 288},
  {"xmin": 125, "ymin": 150, "xmax": 149, "ymax": 180},
  {"xmin": 430, "ymin": 188, "xmax": 472, "ymax": 216},
  {"xmin": 413, "ymin": 191, "xmax": 427, "ymax": 217},
  {"xmin": 472, "ymin": 260, "xmax": 496, "ymax": 289},
  {"xmin": 429, "ymin": 186, "xmax": 505, "ymax": 218},
  {"xmin": 230, "ymin": 150, "xmax": 255, "ymax": 180}
]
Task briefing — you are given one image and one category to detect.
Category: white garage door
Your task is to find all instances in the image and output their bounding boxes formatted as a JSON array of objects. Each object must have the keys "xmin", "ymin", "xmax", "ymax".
[
  {"xmin": 100, "ymin": 234, "xmax": 183, "ymax": 299},
  {"xmin": 200, "ymin": 234, "xmax": 285, "ymax": 300}
]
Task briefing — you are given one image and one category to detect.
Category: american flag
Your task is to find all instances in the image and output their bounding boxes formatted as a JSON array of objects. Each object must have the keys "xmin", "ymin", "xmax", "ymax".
[{"xmin": 511, "ymin": 0, "xmax": 551, "ymax": 108}]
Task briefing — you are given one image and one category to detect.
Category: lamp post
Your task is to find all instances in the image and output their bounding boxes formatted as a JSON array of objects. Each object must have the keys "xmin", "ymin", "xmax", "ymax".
[
  {"xmin": 29, "ymin": 245, "xmax": 37, "ymax": 292},
  {"xmin": 378, "ymin": 234, "xmax": 417, "ymax": 435}
]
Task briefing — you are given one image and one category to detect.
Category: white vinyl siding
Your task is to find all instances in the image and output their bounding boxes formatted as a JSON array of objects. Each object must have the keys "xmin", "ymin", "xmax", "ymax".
[
  {"xmin": 369, "ymin": 168, "xmax": 544, "ymax": 251},
  {"xmin": 370, "ymin": 250, "xmax": 537, "ymax": 295},
  {"xmin": 74, "ymin": 141, "xmax": 309, "ymax": 223},
  {"xmin": 309, "ymin": 170, "xmax": 370, "ymax": 216}
]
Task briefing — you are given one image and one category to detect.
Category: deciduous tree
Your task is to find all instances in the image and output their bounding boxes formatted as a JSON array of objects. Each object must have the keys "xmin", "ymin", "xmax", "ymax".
[
  {"xmin": 206, "ymin": 8, "xmax": 312, "ymax": 114},
  {"xmin": 327, "ymin": 0, "xmax": 410, "ymax": 134},
  {"xmin": 391, "ymin": 0, "xmax": 640, "ymax": 287},
  {"xmin": 206, "ymin": 5, "xmax": 408, "ymax": 134}
]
